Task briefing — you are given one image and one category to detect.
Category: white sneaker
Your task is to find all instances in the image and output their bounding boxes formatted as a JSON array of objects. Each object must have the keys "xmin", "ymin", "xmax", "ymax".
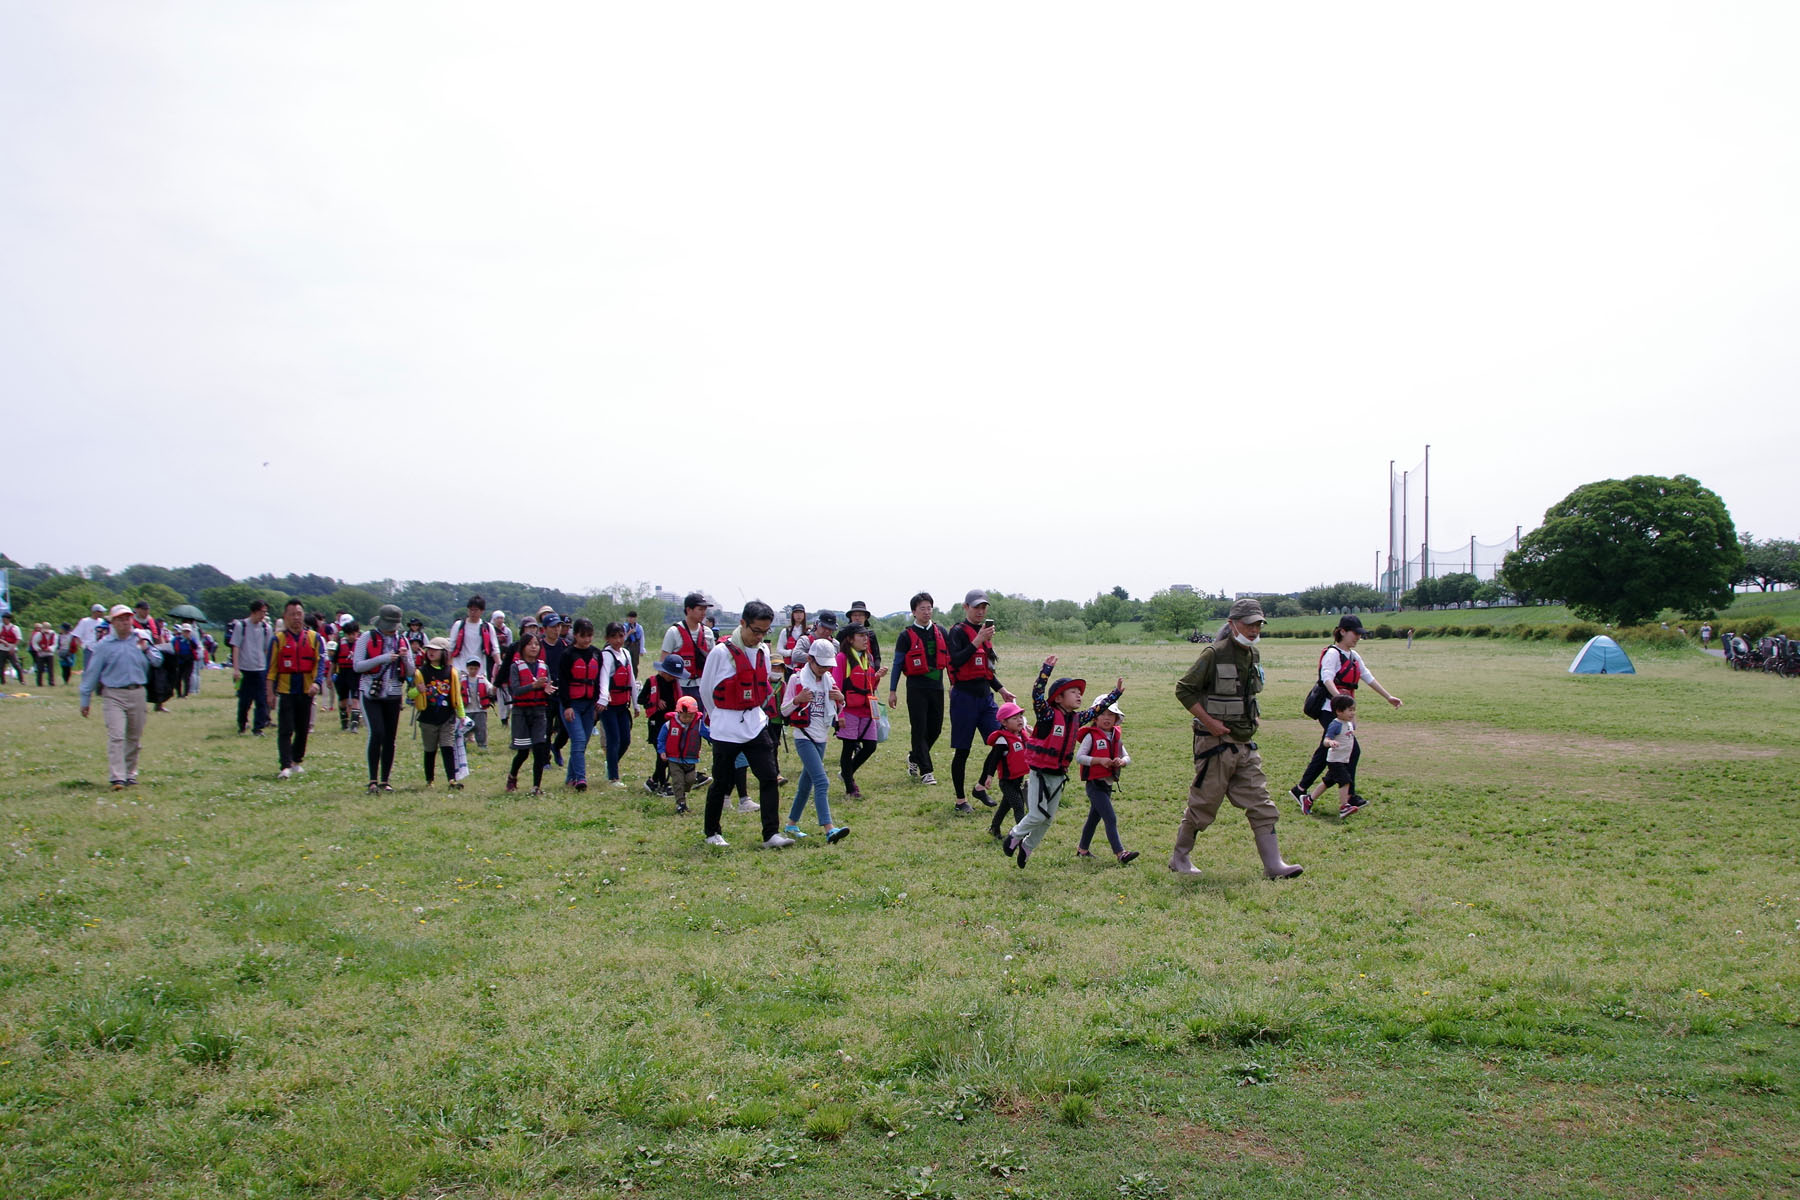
[
  {"xmin": 907, "ymin": 761, "xmax": 920, "ymax": 778},
  {"xmin": 705, "ymin": 834, "xmax": 730, "ymax": 847},
  {"xmin": 736, "ymin": 798, "xmax": 760, "ymax": 813},
  {"xmin": 277, "ymin": 768, "xmax": 291, "ymax": 780},
  {"xmin": 921, "ymin": 773, "xmax": 938, "ymax": 785},
  {"xmin": 293, "ymin": 764, "xmax": 305, "ymax": 775},
  {"xmin": 611, "ymin": 780, "xmax": 626, "ymax": 789},
  {"xmin": 762, "ymin": 834, "xmax": 796, "ymax": 849}
]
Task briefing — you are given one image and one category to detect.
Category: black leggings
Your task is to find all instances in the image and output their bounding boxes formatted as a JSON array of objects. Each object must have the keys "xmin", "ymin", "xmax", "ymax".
[
  {"xmin": 425, "ymin": 745, "xmax": 456, "ymax": 783},
  {"xmin": 989, "ymin": 776, "xmax": 1026, "ymax": 838},
  {"xmin": 364, "ymin": 696, "xmax": 403, "ymax": 783},
  {"xmin": 1298, "ymin": 709, "xmax": 1362, "ymax": 792},
  {"xmin": 511, "ymin": 744, "xmax": 550, "ymax": 788},
  {"xmin": 1079, "ymin": 780, "xmax": 1123, "ymax": 854},
  {"xmin": 839, "ymin": 738, "xmax": 878, "ymax": 787}
]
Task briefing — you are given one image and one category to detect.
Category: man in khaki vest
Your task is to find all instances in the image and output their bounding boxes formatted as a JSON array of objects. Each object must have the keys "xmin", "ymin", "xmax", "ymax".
[{"xmin": 1170, "ymin": 597, "xmax": 1303, "ymax": 880}]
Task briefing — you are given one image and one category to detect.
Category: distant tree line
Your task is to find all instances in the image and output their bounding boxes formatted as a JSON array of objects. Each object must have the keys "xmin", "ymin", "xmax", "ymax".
[{"xmin": 0, "ymin": 557, "xmax": 660, "ymax": 634}]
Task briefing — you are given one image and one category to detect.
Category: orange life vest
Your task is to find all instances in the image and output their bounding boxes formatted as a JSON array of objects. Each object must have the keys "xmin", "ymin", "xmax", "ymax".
[
  {"xmin": 1023, "ymin": 709, "xmax": 1080, "ymax": 773},
  {"xmin": 949, "ymin": 620, "xmax": 995, "ymax": 684},
  {"xmin": 1079, "ymin": 724, "xmax": 1122, "ymax": 781},
  {"xmin": 276, "ymin": 630, "xmax": 319, "ymax": 677},
  {"xmin": 711, "ymin": 643, "xmax": 771, "ymax": 711},
  {"xmin": 900, "ymin": 625, "xmax": 949, "ymax": 677}
]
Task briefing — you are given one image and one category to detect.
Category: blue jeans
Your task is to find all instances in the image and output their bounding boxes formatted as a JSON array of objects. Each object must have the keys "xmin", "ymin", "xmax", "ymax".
[
  {"xmin": 564, "ymin": 699, "xmax": 598, "ymax": 782},
  {"xmin": 788, "ymin": 736, "xmax": 833, "ymax": 828},
  {"xmin": 600, "ymin": 704, "xmax": 632, "ymax": 781}
]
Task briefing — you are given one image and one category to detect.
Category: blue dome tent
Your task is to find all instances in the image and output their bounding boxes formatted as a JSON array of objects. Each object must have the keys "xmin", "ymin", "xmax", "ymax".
[{"xmin": 1569, "ymin": 635, "xmax": 1635, "ymax": 675}]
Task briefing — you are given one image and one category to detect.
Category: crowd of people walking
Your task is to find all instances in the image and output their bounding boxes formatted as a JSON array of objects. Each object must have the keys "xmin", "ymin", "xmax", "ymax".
[{"xmin": 34, "ymin": 587, "xmax": 1413, "ymax": 880}]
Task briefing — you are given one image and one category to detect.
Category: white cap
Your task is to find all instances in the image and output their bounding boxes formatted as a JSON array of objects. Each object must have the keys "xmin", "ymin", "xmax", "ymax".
[
  {"xmin": 92, "ymin": 603, "xmax": 107, "ymax": 613},
  {"xmin": 108, "ymin": 604, "xmax": 134, "ymax": 618},
  {"xmin": 807, "ymin": 639, "xmax": 838, "ymax": 667}
]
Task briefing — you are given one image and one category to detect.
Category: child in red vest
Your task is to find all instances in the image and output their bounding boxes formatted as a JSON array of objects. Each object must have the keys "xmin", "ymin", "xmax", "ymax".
[
  {"xmin": 1001, "ymin": 656, "xmax": 1123, "ymax": 869},
  {"xmin": 462, "ymin": 658, "xmax": 494, "ymax": 749},
  {"xmin": 983, "ymin": 701, "xmax": 1029, "ymax": 840},
  {"xmin": 656, "ymin": 696, "xmax": 711, "ymax": 815},
  {"xmin": 639, "ymin": 653, "xmax": 684, "ymax": 797},
  {"xmin": 1074, "ymin": 700, "xmax": 1138, "ymax": 864}
]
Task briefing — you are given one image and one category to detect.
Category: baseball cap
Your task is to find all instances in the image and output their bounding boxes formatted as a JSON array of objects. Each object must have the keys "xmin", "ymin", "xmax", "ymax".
[
  {"xmin": 676, "ymin": 695, "xmax": 700, "ymax": 713},
  {"xmin": 1336, "ymin": 614, "xmax": 1366, "ymax": 634},
  {"xmin": 91, "ymin": 603, "xmax": 106, "ymax": 614},
  {"xmin": 108, "ymin": 604, "xmax": 133, "ymax": 618},
  {"xmin": 964, "ymin": 589, "xmax": 989, "ymax": 607},
  {"xmin": 807, "ymin": 639, "xmax": 838, "ymax": 667},
  {"xmin": 1227, "ymin": 598, "xmax": 1266, "ymax": 623}
]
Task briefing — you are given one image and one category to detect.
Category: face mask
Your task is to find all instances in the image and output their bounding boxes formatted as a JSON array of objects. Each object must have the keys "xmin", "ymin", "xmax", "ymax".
[{"xmin": 1233, "ymin": 630, "xmax": 1259, "ymax": 648}]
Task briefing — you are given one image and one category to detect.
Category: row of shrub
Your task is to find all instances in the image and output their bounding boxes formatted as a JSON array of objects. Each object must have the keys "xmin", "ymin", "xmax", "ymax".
[{"xmin": 1262, "ymin": 622, "xmax": 1800, "ymax": 645}]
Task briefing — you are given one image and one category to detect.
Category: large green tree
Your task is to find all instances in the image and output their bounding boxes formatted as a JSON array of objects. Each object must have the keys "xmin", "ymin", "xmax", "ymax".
[
  {"xmin": 1501, "ymin": 474, "xmax": 1739, "ymax": 625},
  {"xmin": 1737, "ymin": 534, "xmax": 1800, "ymax": 592}
]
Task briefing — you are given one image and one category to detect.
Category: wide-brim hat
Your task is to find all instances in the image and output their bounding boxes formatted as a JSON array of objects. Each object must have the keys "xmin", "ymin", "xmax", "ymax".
[
  {"xmin": 1227, "ymin": 597, "xmax": 1266, "ymax": 623},
  {"xmin": 847, "ymin": 600, "xmax": 871, "ymax": 616},
  {"xmin": 375, "ymin": 604, "xmax": 404, "ymax": 634},
  {"xmin": 656, "ymin": 654, "xmax": 687, "ymax": 676},
  {"xmin": 1092, "ymin": 698, "xmax": 1124, "ymax": 718},
  {"xmin": 1048, "ymin": 676, "xmax": 1086, "ymax": 702},
  {"xmin": 426, "ymin": 636, "xmax": 452, "ymax": 652}
]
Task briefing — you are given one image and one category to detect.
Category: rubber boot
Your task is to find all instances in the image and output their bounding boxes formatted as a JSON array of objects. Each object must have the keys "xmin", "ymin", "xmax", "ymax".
[
  {"xmin": 1254, "ymin": 828, "xmax": 1303, "ymax": 879},
  {"xmin": 1168, "ymin": 850, "xmax": 1203, "ymax": 877}
]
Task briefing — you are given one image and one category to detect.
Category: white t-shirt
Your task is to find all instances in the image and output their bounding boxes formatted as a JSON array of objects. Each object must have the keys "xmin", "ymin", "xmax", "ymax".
[
  {"xmin": 782, "ymin": 668, "xmax": 837, "ymax": 744},
  {"xmin": 72, "ymin": 615, "xmax": 106, "ymax": 652}
]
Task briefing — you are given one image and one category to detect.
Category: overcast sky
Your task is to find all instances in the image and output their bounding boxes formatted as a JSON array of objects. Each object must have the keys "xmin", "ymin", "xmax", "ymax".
[{"xmin": 5, "ymin": 3, "xmax": 1795, "ymax": 611}]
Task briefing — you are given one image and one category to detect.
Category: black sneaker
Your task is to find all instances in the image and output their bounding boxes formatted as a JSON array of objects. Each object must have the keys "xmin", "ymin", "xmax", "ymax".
[
  {"xmin": 1340, "ymin": 796, "xmax": 1368, "ymax": 817},
  {"xmin": 675, "ymin": 802, "xmax": 689, "ymax": 815},
  {"xmin": 973, "ymin": 785, "xmax": 996, "ymax": 808},
  {"xmin": 954, "ymin": 801, "xmax": 974, "ymax": 816},
  {"xmin": 1016, "ymin": 844, "xmax": 1031, "ymax": 869},
  {"xmin": 1002, "ymin": 834, "xmax": 1020, "ymax": 858},
  {"xmin": 1289, "ymin": 785, "xmax": 1309, "ymax": 812}
]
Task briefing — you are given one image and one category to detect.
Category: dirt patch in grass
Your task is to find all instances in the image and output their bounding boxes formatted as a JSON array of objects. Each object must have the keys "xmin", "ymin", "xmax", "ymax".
[{"xmin": 1158, "ymin": 1124, "xmax": 1302, "ymax": 1167}]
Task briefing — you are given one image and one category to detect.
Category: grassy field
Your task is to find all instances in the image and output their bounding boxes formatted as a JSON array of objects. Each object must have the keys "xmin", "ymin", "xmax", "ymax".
[{"xmin": 2, "ymin": 639, "xmax": 1796, "ymax": 1199}]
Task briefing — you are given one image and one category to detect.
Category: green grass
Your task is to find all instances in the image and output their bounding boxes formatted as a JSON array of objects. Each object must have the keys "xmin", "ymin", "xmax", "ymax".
[{"xmin": 2, "ymin": 643, "xmax": 1797, "ymax": 1198}]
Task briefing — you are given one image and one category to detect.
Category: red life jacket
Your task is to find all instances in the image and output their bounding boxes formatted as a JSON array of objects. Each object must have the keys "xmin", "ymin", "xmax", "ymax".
[
  {"xmin": 1322, "ymin": 646, "xmax": 1362, "ymax": 693},
  {"xmin": 641, "ymin": 678, "xmax": 671, "ymax": 721},
  {"xmin": 663, "ymin": 716, "xmax": 704, "ymax": 762},
  {"xmin": 1023, "ymin": 708, "xmax": 1080, "ymax": 773},
  {"xmin": 333, "ymin": 638, "xmax": 357, "ymax": 669},
  {"xmin": 565, "ymin": 648, "xmax": 602, "ymax": 701},
  {"xmin": 462, "ymin": 675, "xmax": 492, "ymax": 709},
  {"xmin": 670, "ymin": 622, "xmax": 711, "ymax": 680},
  {"xmin": 1079, "ymin": 724, "xmax": 1122, "ymax": 781},
  {"xmin": 606, "ymin": 649, "xmax": 633, "ymax": 705},
  {"xmin": 133, "ymin": 615, "xmax": 164, "ymax": 642},
  {"xmin": 275, "ymin": 630, "xmax": 319, "ymax": 677},
  {"xmin": 840, "ymin": 654, "xmax": 878, "ymax": 717},
  {"xmin": 949, "ymin": 620, "xmax": 995, "ymax": 684},
  {"xmin": 900, "ymin": 625, "xmax": 949, "ymax": 677},
  {"xmin": 451, "ymin": 619, "xmax": 497, "ymax": 663},
  {"xmin": 511, "ymin": 660, "xmax": 549, "ymax": 706},
  {"xmin": 778, "ymin": 627, "xmax": 805, "ymax": 663},
  {"xmin": 711, "ymin": 643, "xmax": 771, "ymax": 711},
  {"xmin": 986, "ymin": 726, "xmax": 1028, "ymax": 781}
]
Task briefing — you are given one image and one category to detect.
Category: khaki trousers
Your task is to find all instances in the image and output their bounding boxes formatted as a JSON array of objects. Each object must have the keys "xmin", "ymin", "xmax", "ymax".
[
  {"xmin": 1173, "ymin": 729, "xmax": 1278, "ymax": 856},
  {"xmin": 102, "ymin": 686, "xmax": 149, "ymax": 784}
]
